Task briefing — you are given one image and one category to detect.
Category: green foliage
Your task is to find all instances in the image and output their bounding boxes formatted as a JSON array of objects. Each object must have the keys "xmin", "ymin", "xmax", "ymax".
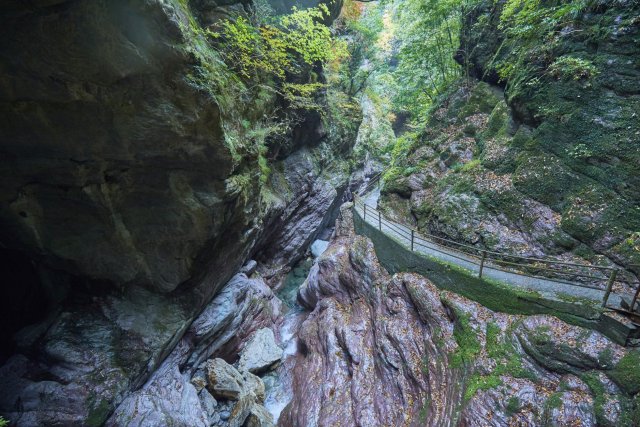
[
  {"xmin": 214, "ymin": 5, "xmax": 347, "ymax": 110},
  {"xmin": 0, "ymin": 417, "xmax": 8, "ymax": 427},
  {"xmin": 494, "ymin": 0, "xmax": 607, "ymax": 100},
  {"xmin": 548, "ymin": 56, "xmax": 598, "ymax": 81},
  {"xmin": 215, "ymin": 5, "xmax": 344, "ymax": 78},
  {"xmin": 392, "ymin": 0, "xmax": 476, "ymax": 119},
  {"xmin": 282, "ymin": 6, "xmax": 346, "ymax": 64},
  {"xmin": 458, "ymin": 159, "xmax": 481, "ymax": 173}
]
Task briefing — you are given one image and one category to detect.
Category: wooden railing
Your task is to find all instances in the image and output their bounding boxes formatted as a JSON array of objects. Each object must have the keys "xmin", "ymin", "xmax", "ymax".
[{"xmin": 354, "ymin": 173, "xmax": 640, "ymax": 311}]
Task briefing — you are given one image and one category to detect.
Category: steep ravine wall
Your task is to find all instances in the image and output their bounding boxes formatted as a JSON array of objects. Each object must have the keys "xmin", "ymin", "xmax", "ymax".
[
  {"xmin": 0, "ymin": 0, "xmax": 359, "ymax": 425},
  {"xmin": 381, "ymin": 1, "xmax": 640, "ymax": 281}
]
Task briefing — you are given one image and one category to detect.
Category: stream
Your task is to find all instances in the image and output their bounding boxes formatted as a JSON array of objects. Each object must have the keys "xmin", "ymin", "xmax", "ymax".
[{"xmin": 263, "ymin": 257, "xmax": 314, "ymax": 422}]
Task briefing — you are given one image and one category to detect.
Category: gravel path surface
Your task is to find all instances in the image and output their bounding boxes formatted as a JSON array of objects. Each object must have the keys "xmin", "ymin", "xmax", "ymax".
[{"xmin": 356, "ymin": 188, "xmax": 626, "ymax": 307}]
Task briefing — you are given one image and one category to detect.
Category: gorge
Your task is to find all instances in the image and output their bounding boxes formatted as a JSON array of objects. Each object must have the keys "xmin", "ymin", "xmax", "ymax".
[{"xmin": 0, "ymin": 0, "xmax": 639, "ymax": 426}]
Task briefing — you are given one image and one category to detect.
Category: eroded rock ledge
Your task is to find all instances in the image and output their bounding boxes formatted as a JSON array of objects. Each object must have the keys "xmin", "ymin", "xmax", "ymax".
[{"xmin": 282, "ymin": 204, "xmax": 639, "ymax": 427}]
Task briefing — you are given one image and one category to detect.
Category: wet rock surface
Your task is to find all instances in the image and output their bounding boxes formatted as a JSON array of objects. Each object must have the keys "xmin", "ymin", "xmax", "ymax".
[
  {"xmin": 0, "ymin": 0, "xmax": 358, "ymax": 424},
  {"xmin": 106, "ymin": 270, "xmax": 280, "ymax": 427},
  {"xmin": 238, "ymin": 328, "xmax": 283, "ymax": 374},
  {"xmin": 282, "ymin": 205, "xmax": 639, "ymax": 427}
]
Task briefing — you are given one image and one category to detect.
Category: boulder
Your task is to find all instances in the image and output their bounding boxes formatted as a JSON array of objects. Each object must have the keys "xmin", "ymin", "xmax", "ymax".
[
  {"xmin": 206, "ymin": 358, "xmax": 244, "ymax": 400},
  {"xmin": 242, "ymin": 370, "xmax": 266, "ymax": 403},
  {"xmin": 245, "ymin": 403, "xmax": 275, "ymax": 427},
  {"xmin": 204, "ymin": 358, "xmax": 270, "ymax": 427},
  {"xmin": 237, "ymin": 328, "xmax": 283, "ymax": 374},
  {"xmin": 310, "ymin": 239, "xmax": 329, "ymax": 258},
  {"xmin": 198, "ymin": 388, "xmax": 219, "ymax": 425},
  {"xmin": 240, "ymin": 260, "xmax": 259, "ymax": 276}
]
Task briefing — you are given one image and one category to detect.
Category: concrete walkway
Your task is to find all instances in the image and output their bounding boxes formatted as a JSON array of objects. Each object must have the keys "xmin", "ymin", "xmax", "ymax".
[{"xmin": 355, "ymin": 189, "xmax": 627, "ymax": 308}]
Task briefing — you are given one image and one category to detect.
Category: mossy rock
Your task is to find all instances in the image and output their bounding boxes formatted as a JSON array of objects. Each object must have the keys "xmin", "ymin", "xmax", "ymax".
[
  {"xmin": 458, "ymin": 82, "xmax": 502, "ymax": 119},
  {"xmin": 560, "ymin": 184, "xmax": 635, "ymax": 245},
  {"xmin": 608, "ymin": 350, "xmax": 640, "ymax": 395},
  {"xmin": 482, "ymin": 101, "xmax": 509, "ymax": 139},
  {"xmin": 512, "ymin": 152, "xmax": 582, "ymax": 210}
]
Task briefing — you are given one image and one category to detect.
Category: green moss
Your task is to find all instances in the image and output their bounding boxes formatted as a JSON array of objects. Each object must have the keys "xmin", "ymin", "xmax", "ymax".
[
  {"xmin": 458, "ymin": 82, "xmax": 501, "ymax": 119},
  {"xmin": 464, "ymin": 372, "xmax": 503, "ymax": 401},
  {"xmin": 545, "ymin": 392, "xmax": 563, "ymax": 410},
  {"xmin": 451, "ymin": 310, "xmax": 481, "ymax": 368},
  {"xmin": 580, "ymin": 372, "xmax": 637, "ymax": 427},
  {"xmin": 486, "ymin": 322, "xmax": 538, "ymax": 382},
  {"xmin": 506, "ymin": 396, "xmax": 521, "ymax": 415},
  {"xmin": 512, "ymin": 151, "xmax": 581, "ymax": 211},
  {"xmin": 597, "ymin": 347, "xmax": 615, "ymax": 369},
  {"xmin": 556, "ymin": 292, "xmax": 599, "ymax": 308},
  {"xmin": 86, "ymin": 393, "xmax": 112, "ymax": 427},
  {"xmin": 581, "ymin": 372, "xmax": 610, "ymax": 426},
  {"xmin": 448, "ymin": 174, "xmax": 476, "ymax": 195},
  {"xmin": 611, "ymin": 231, "xmax": 640, "ymax": 267},
  {"xmin": 608, "ymin": 351, "xmax": 640, "ymax": 395},
  {"xmin": 477, "ymin": 185, "xmax": 526, "ymax": 227},
  {"xmin": 418, "ymin": 398, "xmax": 430, "ymax": 424},
  {"xmin": 483, "ymin": 101, "xmax": 509, "ymax": 139}
]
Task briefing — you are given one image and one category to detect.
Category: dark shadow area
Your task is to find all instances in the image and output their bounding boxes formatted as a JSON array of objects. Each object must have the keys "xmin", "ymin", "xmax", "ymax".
[{"xmin": 0, "ymin": 249, "xmax": 48, "ymax": 363}]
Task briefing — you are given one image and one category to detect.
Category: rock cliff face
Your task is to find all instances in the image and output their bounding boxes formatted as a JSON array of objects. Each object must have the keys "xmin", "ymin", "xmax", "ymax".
[
  {"xmin": 106, "ymin": 270, "xmax": 283, "ymax": 427},
  {"xmin": 381, "ymin": 1, "xmax": 640, "ymax": 282},
  {"xmin": 0, "ymin": 0, "xmax": 359, "ymax": 424},
  {"xmin": 282, "ymin": 205, "xmax": 639, "ymax": 426}
]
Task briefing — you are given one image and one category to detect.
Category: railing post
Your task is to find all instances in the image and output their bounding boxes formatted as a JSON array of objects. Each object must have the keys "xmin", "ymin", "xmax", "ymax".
[
  {"xmin": 363, "ymin": 203, "xmax": 367, "ymax": 222},
  {"xmin": 601, "ymin": 269, "xmax": 618, "ymax": 308},
  {"xmin": 411, "ymin": 229, "xmax": 415, "ymax": 252},
  {"xmin": 378, "ymin": 210, "xmax": 382, "ymax": 231},
  {"xmin": 479, "ymin": 251, "xmax": 487, "ymax": 278}
]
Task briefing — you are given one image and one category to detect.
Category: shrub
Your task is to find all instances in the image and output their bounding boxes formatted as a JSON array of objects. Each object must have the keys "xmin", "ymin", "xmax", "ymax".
[
  {"xmin": 213, "ymin": 5, "xmax": 347, "ymax": 102},
  {"xmin": 548, "ymin": 56, "xmax": 599, "ymax": 81}
]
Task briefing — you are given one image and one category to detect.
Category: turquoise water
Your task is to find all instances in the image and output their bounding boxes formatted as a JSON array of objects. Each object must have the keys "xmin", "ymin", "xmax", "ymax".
[
  {"xmin": 264, "ymin": 257, "xmax": 314, "ymax": 422},
  {"xmin": 278, "ymin": 257, "xmax": 314, "ymax": 308}
]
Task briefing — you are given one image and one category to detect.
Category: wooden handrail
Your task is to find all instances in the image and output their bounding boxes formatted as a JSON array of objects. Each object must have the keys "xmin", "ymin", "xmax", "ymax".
[
  {"xmin": 355, "ymin": 196, "xmax": 632, "ymax": 276},
  {"xmin": 353, "ymin": 194, "xmax": 637, "ymax": 294}
]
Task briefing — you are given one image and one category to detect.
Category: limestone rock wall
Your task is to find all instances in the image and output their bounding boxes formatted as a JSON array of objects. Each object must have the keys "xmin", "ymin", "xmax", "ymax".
[{"xmin": 0, "ymin": 0, "xmax": 359, "ymax": 424}]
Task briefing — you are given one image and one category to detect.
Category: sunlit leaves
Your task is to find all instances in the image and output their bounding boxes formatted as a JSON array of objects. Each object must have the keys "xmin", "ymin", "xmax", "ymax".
[{"xmin": 213, "ymin": 5, "xmax": 347, "ymax": 108}]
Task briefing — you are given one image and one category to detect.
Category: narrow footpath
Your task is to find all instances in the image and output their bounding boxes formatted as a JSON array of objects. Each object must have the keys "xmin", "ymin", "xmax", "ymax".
[{"xmin": 358, "ymin": 187, "xmax": 628, "ymax": 308}]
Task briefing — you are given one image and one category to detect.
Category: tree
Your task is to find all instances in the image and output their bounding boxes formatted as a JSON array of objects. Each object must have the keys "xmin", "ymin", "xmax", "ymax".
[{"xmin": 212, "ymin": 4, "xmax": 347, "ymax": 110}]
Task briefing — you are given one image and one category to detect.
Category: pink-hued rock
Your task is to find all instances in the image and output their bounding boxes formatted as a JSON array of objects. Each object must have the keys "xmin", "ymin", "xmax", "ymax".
[{"xmin": 281, "ymin": 205, "xmax": 635, "ymax": 427}]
